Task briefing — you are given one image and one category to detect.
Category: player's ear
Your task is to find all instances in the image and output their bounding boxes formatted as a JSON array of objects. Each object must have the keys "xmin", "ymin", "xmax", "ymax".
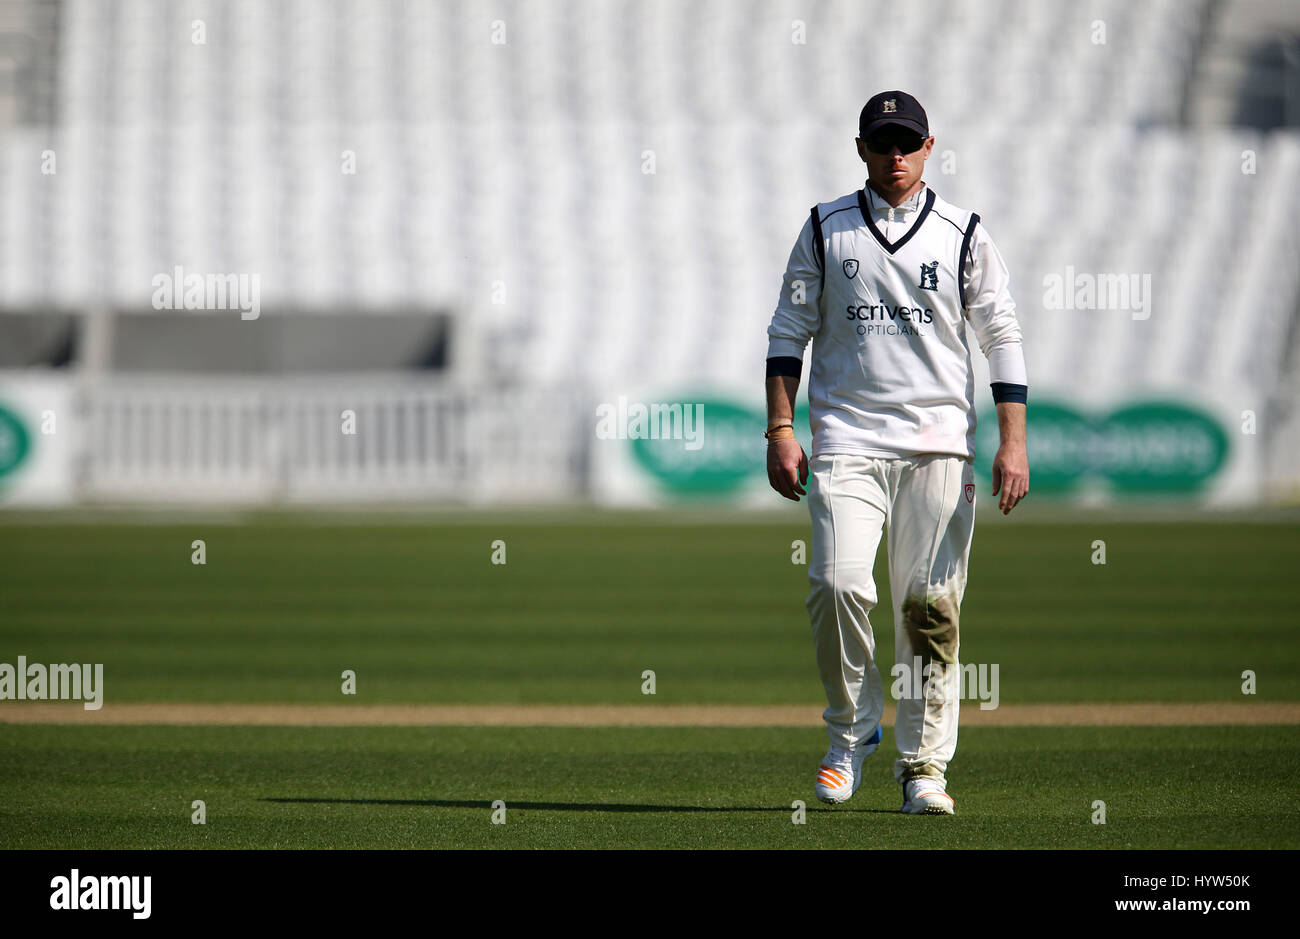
[
  {"xmin": 923, "ymin": 136, "xmax": 935, "ymax": 159},
  {"xmin": 855, "ymin": 137, "xmax": 868, "ymax": 162}
]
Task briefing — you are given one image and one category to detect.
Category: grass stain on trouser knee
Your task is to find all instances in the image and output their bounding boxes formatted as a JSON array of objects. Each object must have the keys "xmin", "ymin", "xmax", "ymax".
[
  {"xmin": 897, "ymin": 592, "xmax": 961, "ymax": 783},
  {"xmin": 901, "ymin": 593, "xmax": 960, "ymax": 666}
]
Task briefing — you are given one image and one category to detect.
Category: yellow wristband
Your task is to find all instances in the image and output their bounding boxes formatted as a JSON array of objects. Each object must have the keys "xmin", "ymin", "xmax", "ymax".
[{"xmin": 764, "ymin": 425, "xmax": 795, "ymax": 441}]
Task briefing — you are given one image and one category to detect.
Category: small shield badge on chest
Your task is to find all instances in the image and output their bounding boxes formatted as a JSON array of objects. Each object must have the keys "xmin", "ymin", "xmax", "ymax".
[
  {"xmin": 842, "ymin": 259, "xmax": 859, "ymax": 279},
  {"xmin": 964, "ymin": 483, "xmax": 975, "ymax": 503}
]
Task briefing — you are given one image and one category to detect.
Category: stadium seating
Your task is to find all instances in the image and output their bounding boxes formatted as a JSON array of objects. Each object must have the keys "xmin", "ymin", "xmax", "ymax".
[{"xmin": 0, "ymin": 0, "xmax": 1295, "ymax": 411}]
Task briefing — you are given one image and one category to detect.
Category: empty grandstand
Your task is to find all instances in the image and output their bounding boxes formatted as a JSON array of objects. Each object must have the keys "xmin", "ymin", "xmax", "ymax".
[{"xmin": 0, "ymin": 0, "xmax": 1296, "ymax": 506}]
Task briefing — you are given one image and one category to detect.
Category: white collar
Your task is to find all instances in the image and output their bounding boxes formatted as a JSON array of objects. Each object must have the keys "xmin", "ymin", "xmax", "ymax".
[{"xmin": 865, "ymin": 181, "xmax": 926, "ymax": 214}]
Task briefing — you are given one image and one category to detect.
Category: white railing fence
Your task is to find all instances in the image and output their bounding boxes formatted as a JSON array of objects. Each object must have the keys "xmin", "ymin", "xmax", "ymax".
[{"xmin": 74, "ymin": 376, "xmax": 589, "ymax": 503}]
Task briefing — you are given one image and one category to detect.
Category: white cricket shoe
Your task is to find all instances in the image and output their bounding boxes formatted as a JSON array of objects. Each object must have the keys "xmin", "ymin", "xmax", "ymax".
[
  {"xmin": 814, "ymin": 724, "xmax": 881, "ymax": 805},
  {"xmin": 900, "ymin": 776, "xmax": 955, "ymax": 815}
]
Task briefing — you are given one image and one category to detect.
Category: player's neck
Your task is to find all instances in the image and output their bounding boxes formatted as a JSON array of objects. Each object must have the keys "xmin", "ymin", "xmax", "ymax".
[{"xmin": 867, "ymin": 178, "xmax": 925, "ymax": 208}]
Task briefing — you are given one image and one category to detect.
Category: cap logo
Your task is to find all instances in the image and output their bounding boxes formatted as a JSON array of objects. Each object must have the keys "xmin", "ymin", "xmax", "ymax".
[{"xmin": 882, "ymin": 99, "xmax": 897, "ymax": 113}]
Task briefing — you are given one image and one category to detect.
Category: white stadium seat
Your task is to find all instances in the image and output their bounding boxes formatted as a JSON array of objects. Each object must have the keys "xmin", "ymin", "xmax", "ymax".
[{"xmin": 0, "ymin": 0, "xmax": 1294, "ymax": 410}]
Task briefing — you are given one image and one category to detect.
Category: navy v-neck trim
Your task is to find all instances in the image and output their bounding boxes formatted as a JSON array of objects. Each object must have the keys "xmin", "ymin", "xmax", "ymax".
[{"xmin": 857, "ymin": 187, "xmax": 935, "ymax": 255}]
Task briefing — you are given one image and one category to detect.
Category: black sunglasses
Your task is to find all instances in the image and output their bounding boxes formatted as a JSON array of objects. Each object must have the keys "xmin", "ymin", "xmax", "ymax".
[{"xmin": 864, "ymin": 130, "xmax": 927, "ymax": 155}]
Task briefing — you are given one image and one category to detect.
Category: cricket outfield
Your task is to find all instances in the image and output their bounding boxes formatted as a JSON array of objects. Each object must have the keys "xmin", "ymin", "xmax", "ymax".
[{"xmin": 1, "ymin": 510, "xmax": 1296, "ymax": 849}]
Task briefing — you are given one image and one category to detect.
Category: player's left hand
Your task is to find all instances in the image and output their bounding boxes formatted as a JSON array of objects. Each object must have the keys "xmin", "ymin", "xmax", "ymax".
[{"xmin": 990, "ymin": 443, "xmax": 1029, "ymax": 515}]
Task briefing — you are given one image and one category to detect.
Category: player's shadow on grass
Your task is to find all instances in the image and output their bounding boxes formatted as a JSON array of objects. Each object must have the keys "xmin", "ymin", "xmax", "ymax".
[{"xmin": 264, "ymin": 797, "xmax": 895, "ymax": 814}]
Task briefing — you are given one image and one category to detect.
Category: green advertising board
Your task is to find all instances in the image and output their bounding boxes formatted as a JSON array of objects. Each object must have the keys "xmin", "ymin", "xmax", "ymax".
[
  {"xmin": 626, "ymin": 393, "xmax": 1229, "ymax": 499},
  {"xmin": 0, "ymin": 403, "xmax": 31, "ymax": 480},
  {"xmin": 627, "ymin": 397, "xmax": 811, "ymax": 497},
  {"xmin": 973, "ymin": 399, "xmax": 1229, "ymax": 495}
]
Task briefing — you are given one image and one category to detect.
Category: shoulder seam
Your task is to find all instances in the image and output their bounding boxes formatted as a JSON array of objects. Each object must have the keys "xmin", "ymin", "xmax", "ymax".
[
  {"xmin": 818, "ymin": 203, "xmax": 861, "ymax": 225},
  {"xmin": 930, "ymin": 210, "xmax": 965, "ymax": 235}
]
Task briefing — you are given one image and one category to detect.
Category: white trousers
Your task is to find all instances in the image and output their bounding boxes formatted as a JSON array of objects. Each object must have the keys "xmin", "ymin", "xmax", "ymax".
[{"xmin": 805, "ymin": 452, "xmax": 976, "ymax": 783}]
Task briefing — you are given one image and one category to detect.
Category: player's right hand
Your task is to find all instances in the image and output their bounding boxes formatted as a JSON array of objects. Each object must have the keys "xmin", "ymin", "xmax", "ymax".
[{"xmin": 767, "ymin": 438, "xmax": 809, "ymax": 501}]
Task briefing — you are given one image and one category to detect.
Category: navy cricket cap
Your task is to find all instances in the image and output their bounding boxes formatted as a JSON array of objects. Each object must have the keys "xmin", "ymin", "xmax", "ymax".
[{"xmin": 859, "ymin": 91, "xmax": 929, "ymax": 139}]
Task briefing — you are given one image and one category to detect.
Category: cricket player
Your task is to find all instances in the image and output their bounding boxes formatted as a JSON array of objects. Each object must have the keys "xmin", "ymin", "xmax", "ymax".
[{"xmin": 764, "ymin": 91, "xmax": 1029, "ymax": 815}]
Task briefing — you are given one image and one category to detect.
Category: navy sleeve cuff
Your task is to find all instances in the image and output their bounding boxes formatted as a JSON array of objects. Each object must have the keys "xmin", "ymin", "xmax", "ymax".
[
  {"xmin": 991, "ymin": 382, "xmax": 1028, "ymax": 404},
  {"xmin": 766, "ymin": 356, "xmax": 803, "ymax": 379}
]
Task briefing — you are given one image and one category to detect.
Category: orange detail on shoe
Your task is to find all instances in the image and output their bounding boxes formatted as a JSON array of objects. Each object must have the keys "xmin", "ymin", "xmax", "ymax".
[
  {"xmin": 818, "ymin": 767, "xmax": 845, "ymax": 786},
  {"xmin": 915, "ymin": 790, "xmax": 953, "ymax": 804}
]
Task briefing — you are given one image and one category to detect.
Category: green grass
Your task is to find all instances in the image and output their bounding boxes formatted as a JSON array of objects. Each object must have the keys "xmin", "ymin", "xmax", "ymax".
[
  {"xmin": 0, "ymin": 517, "xmax": 1297, "ymax": 704},
  {"xmin": 1, "ymin": 514, "xmax": 1297, "ymax": 849},
  {"xmin": 1, "ymin": 723, "xmax": 1295, "ymax": 849}
]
